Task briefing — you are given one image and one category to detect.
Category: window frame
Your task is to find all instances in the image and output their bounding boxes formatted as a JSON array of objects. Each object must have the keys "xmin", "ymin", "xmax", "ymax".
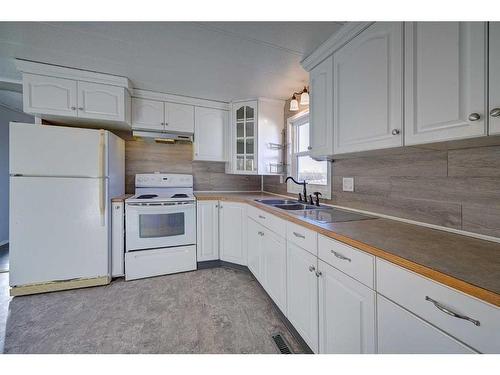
[{"xmin": 287, "ymin": 110, "xmax": 331, "ymax": 199}]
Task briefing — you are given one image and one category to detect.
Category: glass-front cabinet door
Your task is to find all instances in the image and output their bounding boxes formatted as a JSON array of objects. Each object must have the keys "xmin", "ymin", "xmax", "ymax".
[{"xmin": 233, "ymin": 101, "xmax": 257, "ymax": 173}]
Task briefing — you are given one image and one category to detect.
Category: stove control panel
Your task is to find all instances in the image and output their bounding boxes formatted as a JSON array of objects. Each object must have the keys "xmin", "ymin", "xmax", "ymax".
[{"xmin": 135, "ymin": 173, "xmax": 193, "ymax": 188}]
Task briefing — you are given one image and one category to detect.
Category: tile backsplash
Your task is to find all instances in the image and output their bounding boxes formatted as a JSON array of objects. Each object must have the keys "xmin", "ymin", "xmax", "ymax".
[
  {"xmin": 264, "ymin": 145, "xmax": 500, "ymax": 238},
  {"xmin": 123, "ymin": 136, "xmax": 261, "ymax": 194}
]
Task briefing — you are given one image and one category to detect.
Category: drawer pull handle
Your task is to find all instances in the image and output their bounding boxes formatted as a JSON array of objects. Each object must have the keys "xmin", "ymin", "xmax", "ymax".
[
  {"xmin": 293, "ymin": 232, "xmax": 305, "ymax": 239},
  {"xmin": 331, "ymin": 250, "xmax": 351, "ymax": 262},
  {"xmin": 258, "ymin": 215, "xmax": 266, "ymax": 219},
  {"xmin": 425, "ymin": 296, "xmax": 480, "ymax": 327}
]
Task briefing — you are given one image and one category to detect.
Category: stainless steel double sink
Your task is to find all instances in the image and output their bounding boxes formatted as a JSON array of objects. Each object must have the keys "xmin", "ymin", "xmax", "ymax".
[{"xmin": 254, "ymin": 198, "xmax": 377, "ymax": 224}]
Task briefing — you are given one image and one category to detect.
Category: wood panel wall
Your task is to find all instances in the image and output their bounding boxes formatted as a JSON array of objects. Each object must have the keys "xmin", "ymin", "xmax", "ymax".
[
  {"xmin": 122, "ymin": 136, "xmax": 261, "ymax": 194},
  {"xmin": 262, "ymin": 100, "xmax": 500, "ymax": 238}
]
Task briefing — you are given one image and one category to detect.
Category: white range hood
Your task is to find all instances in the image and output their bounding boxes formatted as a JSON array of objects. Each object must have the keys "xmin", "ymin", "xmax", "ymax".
[{"xmin": 132, "ymin": 129, "xmax": 193, "ymax": 142}]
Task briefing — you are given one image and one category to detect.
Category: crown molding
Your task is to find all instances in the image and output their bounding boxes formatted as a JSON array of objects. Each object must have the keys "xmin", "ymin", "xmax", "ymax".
[{"xmin": 300, "ymin": 22, "xmax": 374, "ymax": 71}]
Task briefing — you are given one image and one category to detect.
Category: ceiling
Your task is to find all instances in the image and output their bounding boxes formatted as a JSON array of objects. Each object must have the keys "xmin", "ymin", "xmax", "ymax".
[{"xmin": 0, "ymin": 22, "xmax": 344, "ymax": 106}]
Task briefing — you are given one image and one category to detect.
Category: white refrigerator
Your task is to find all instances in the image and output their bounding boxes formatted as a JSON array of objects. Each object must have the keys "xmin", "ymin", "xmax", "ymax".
[{"xmin": 9, "ymin": 122, "xmax": 124, "ymax": 288}]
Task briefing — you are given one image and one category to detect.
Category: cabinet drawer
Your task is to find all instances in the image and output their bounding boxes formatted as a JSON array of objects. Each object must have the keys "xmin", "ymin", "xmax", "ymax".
[
  {"xmin": 376, "ymin": 259, "xmax": 500, "ymax": 353},
  {"xmin": 286, "ymin": 221, "xmax": 317, "ymax": 256},
  {"xmin": 318, "ymin": 235, "xmax": 374, "ymax": 288},
  {"xmin": 247, "ymin": 205, "xmax": 286, "ymax": 238}
]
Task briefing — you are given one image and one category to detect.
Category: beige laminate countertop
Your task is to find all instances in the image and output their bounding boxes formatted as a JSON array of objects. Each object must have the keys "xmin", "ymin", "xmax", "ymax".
[
  {"xmin": 195, "ymin": 192, "xmax": 500, "ymax": 307},
  {"xmin": 111, "ymin": 194, "xmax": 133, "ymax": 202}
]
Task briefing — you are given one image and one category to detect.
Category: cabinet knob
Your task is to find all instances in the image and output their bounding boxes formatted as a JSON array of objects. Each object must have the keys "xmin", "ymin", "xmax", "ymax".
[
  {"xmin": 490, "ymin": 108, "xmax": 500, "ymax": 118},
  {"xmin": 78, "ymin": 107, "xmax": 84, "ymax": 111},
  {"xmin": 391, "ymin": 129, "xmax": 400, "ymax": 135},
  {"xmin": 315, "ymin": 270, "xmax": 322, "ymax": 277},
  {"xmin": 165, "ymin": 122, "xmax": 168, "ymax": 126},
  {"xmin": 307, "ymin": 146, "xmax": 312, "ymax": 150},
  {"xmin": 308, "ymin": 265, "xmax": 315, "ymax": 272},
  {"xmin": 468, "ymin": 113, "xmax": 481, "ymax": 121},
  {"xmin": 71, "ymin": 106, "xmax": 76, "ymax": 111}
]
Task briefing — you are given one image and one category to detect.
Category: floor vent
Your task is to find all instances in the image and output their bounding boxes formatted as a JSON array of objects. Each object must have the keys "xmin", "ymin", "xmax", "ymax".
[{"xmin": 272, "ymin": 333, "xmax": 293, "ymax": 354}]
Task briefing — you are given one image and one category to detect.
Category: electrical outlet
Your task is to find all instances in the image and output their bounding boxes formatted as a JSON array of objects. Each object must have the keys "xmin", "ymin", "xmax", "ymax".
[{"xmin": 342, "ymin": 177, "xmax": 354, "ymax": 192}]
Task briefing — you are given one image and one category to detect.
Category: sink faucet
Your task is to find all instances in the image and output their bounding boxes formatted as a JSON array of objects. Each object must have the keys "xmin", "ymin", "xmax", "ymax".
[{"xmin": 285, "ymin": 176, "xmax": 307, "ymax": 202}]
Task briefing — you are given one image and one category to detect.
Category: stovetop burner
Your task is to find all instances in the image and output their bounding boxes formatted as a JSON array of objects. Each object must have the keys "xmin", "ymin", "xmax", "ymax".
[
  {"xmin": 171, "ymin": 193, "xmax": 188, "ymax": 198},
  {"xmin": 136, "ymin": 194, "xmax": 158, "ymax": 199}
]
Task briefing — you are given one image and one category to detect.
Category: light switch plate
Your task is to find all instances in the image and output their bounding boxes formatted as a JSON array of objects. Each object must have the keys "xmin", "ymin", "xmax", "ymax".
[{"xmin": 342, "ymin": 177, "xmax": 354, "ymax": 192}]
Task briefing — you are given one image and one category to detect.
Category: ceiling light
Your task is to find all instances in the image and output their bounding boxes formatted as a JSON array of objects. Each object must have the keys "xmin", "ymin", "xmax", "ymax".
[{"xmin": 290, "ymin": 95, "xmax": 299, "ymax": 111}]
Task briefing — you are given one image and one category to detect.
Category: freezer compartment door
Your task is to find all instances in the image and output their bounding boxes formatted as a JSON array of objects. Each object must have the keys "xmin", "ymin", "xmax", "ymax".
[
  {"xmin": 10, "ymin": 122, "xmax": 107, "ymax": 177},
  {"xmin": 9, "ymin": 176, "xmax": 110, "ymax": 286}
]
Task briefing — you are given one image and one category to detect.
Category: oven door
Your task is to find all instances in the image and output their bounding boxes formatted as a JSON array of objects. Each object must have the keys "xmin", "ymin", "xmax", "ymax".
[{"xmin": 125, "ymin": 201, "xmax": 196, "ymax": 252}]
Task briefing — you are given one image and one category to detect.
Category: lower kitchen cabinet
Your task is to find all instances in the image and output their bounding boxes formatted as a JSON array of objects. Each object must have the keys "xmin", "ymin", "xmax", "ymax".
[
  {"xmin": 377, "ymin": 295, "xmax": 476, "ymax": 354},
  {"xmin": 247, "ymin": 217, "xmax": 264, "ymax": 282},
  {"xmin": 318, "ymin": 259, "xmax": 376, "ymax": 354},
  {"xmin": 261, "ymin": 226, "xmax": 287, "ymax": 314},
  {"xmin": 196, "ymin": 200, "xmax": 219, "ymax": 262},
  {"xmin": 286, "ymin": 242, "xmax": 319, "ymax": 353},
  {"xmin": 219, "ymin": 202, "xmax": 247, "ymax": 265}
]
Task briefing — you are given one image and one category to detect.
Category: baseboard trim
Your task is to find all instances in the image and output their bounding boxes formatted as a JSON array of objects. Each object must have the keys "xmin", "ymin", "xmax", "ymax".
[{"xmin": 196, "ymin": 260, "xmax": 313, "ymax": 354}]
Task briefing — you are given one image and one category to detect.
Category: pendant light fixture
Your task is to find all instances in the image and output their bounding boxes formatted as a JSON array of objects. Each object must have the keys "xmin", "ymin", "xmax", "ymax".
[{"xmin": 289, "ymin": 86, "xmax": 309, "ymax": 111}]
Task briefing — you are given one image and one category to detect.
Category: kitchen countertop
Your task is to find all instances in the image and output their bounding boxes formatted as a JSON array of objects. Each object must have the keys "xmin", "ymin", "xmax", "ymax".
[
  {"xmin": 111, "ymin": 194, "xmax": 133, "ymax": 202},
  {"xmin": 195, "ymin": 192, "xmax": 500, "ymax": 307}
]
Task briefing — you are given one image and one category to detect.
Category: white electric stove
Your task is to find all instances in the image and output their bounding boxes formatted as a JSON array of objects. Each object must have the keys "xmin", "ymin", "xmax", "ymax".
[{"xmin": 124, "ymin": 173, "xmax": 197, "ymax": 280}]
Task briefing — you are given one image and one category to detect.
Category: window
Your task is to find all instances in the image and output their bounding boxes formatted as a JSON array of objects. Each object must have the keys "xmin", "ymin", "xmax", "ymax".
[{"xmin": 288, "ymin": 112, "xmax": 331, "ymax": 198}]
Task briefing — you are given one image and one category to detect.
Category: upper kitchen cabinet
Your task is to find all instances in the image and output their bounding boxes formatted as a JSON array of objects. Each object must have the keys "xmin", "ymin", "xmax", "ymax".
[
  {"xmin": 333, "ymin": 22, "xmax": 403, "ymax": 154},
  {"xmin": 18, "ymin": 60, "xmax": 132, "ymax": 130},
  {"xmin": 309, "ymin": 56, "xmax": 334, "ymax": 158},
  {"xmin": 489, "ymin": 22, "xmax": 500, "ymax": 135},
  {"xmin": 404, "ymin": 22, "xmax": 487, "ymax": 144},
  {"xmin": 227, "ymin": 98, "xmax": 284, "ymax": 175},
  {"xmin": 194, "ymin": 107, "xmax": 228, "ymax": 162},
  {"xmin": 131, "ymin": 97, "xmax": 194, "ymax": 134}
]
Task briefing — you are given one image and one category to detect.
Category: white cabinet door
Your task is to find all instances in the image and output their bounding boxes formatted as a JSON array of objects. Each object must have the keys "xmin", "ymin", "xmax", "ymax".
[
  {"xmin": 111, "ymin": 201, "xmax": 125, "ymax": 277},
  {"xmin": 247, "ymin": 217, "xmax": 264, "ymax": 282},
  {"xmin": 333, "ymin": 22, "xmax": 403, "ymax": 154},
  {"xmin": 318, "ymin": 259, "xmax": 376, "ymax": 353},
  {"xmin": 219, "ymin": 202, "xmax": 247, "ymax": 265},
  {"xmin": 194, "ymin": 107, "xmax": 227, "ymax": 161},
  {"xmin": 489, "ymin": 22, "xmax": 500, "ymax": 135},
  {"xmin": 77, "ymin": 81, "xmax": 126, "ymax": 122},
  {"xmin": 309, "ymin": 55, "xmax": 333, "ymax": 158},
  {"xmin": 377, "ymin": 295, "xmax": 476, "ymax": 354},
  {"xmin": 165, "ymin": 102, "xmax": 194, "ymax": 133},
  {"xmin": 196, "ymin": 201, "xmax": 219, "ymax": 262},
  {"xmin": 23, "ymin": 73, "xmax": 77, "ymax": 117},
  {"xmin": 405, "ymin": 22, "xmax": 487, "ymax": 144},
  {"xmin": 261, "ymin": 227, "xmax": 287, "ymax": 313},
  {"xmin": 286, "ymin": 242, "xmax": 319, "ymax": 352},
  {"xmin": 131, "ymin": 98, "xmax": 164, "ymax": 131}
]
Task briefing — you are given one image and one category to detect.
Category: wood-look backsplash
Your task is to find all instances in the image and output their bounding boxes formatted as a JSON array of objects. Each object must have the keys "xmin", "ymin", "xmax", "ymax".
[
  {"xmin": 263, "ymin": 145, "xmax": 500, "ymax": 238},
  {"xmin": 124, "ymin": 137, "xmax": 261, "ymax": 194}
]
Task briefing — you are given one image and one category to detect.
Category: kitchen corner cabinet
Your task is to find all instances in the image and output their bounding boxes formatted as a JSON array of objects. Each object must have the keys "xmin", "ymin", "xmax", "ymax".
[
  {"xmin": 219, "ymin": 202, "xmax": 247, "ymax": 265},
  {"xmin": 194, "ymin": 107, "xmax": 228, "ymax": 162},
  {"xmin": 318, "ymin": 259, "xmax": 376, "ymax": 353},
  {"xmin": 23, "ymin": 73, "xmax": 131, "ymax": 126},
  {"xmin": 227, "ymin": 98, "xmax": 284, "ymax": 175},
  {"xmin": 131, "ymin": 97, "xmax": 194, "ymax": 133},
  {"xmin": 309, "ymin": 55, "xmax": 334, "ymax": 158},
  {"xmin": 196, "ymin": 201, "xmax": 219, "ymax": 262},
  {"xmin": 404, "ymin": 22, "xmax": 487, "ymax": 144},
  {"xmin": 489, "ymin": 22, "xmax": 500, "ymax": 135},
  {"xmin": 333, "ymin": 22, "xmax": 403, "ymax": 154},
  {"xmin": 286, "ymin": 242, "xmax": 319, "ymax": 353}
]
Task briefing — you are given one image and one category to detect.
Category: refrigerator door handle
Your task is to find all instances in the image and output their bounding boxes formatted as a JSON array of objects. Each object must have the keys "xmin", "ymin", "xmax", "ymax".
[{"xmin": 99, "ymin": 130, "xmax": 106, "ymax": 226}]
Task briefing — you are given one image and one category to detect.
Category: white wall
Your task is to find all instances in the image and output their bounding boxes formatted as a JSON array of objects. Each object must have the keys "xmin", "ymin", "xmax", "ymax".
[{"xmin": 0, "ymin": 105, "xmax": 33, "ymax": 245}]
